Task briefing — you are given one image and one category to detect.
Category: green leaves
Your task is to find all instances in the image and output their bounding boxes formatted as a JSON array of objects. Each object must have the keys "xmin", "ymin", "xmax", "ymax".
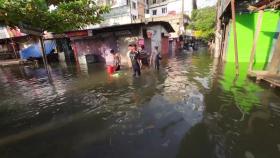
[
  {"xmin": 188, "ymin": 6, "xmax": 216, "ymax": 41},
  {"xmin": 0, "ymin": 0, "xmax": 110, "ymax": 33}
]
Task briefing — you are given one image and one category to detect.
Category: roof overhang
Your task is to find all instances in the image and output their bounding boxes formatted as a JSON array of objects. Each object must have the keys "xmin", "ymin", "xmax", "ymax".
[{"xmin": 66, "ymin": 21, "xmax": 175, "ymax": 38}]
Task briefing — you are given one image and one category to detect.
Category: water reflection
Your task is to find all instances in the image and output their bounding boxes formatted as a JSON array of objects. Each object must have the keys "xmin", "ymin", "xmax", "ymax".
[{"xmin": 0, "ymin": 48, "xmax": 279, "ymax": 158}]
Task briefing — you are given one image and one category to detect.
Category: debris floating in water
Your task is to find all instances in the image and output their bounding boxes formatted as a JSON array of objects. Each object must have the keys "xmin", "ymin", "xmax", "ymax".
[
  {"xmin": 112, "ymin": 73, "xmax": 120, "ymax": 77},
  {"xmin": 245, "ymin": 151, "xmax": 255, "ymax": 158}
]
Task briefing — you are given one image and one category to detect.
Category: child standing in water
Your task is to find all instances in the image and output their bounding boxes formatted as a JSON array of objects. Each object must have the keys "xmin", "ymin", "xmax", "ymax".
[
  {"xmin": 151, "ymin": 46, "xmax": 162, "ymax": 70},
  {"xmin": 111, "ymin": 49, "xmax": 121, "ymax": 71},
  {"xmin": 106, "ymin": 49, "xmax": 116, "ymax": 74}
]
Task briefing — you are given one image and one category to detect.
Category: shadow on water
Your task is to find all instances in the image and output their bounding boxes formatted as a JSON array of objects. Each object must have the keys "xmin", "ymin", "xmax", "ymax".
[{"xmin": 0, "ymin": 47, "xmax": 279, "ymax": 158}]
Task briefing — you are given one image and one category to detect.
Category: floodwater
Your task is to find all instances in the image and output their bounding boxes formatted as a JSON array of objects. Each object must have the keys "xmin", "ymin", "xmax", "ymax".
[{"xmin": 0, "ymin": 48, "xmax": 279, "ymax": 158}]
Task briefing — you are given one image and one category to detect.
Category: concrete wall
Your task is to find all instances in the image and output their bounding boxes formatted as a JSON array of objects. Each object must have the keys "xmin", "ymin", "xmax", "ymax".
[
  {"xmin": 146, "ymin": 25, "xmax": 169, "ymax": 53},
  {"xmin": 145, "ymin": 14, "xmax": 186, "ymax": 38},
  {"xmin": 150, "ymin": 6, "xmax": 168, "ymax": 17},
  {"xmin": 148, "ymin": 0, "xmax": 168, "ymax": 17},
  {"xmin": 139, "ymin": 0, "xmax": 148, "ymax": 20},
  {"xmin": 72, "ymin": 24, "xmax": 169, "ymax": 66},
  {"xmin": 131, "ymin": 0, "xmax": 139, "ymax": 16},
  {"xmin": 148, "ymin": 0, "xmax": 192, "ymax": 16},
  {"xmin": 101, "ymin": 6, "xmax": 131, "ymax": 26},
  {"xmin": 90, "ymin": 0, "xmax": 144, "ymax": 27},
  {"xmin": 73, "ymin": 34, "xmax": 116, "ymax": 63},
  {"xmin": 72, "ymin": 34, "xmax": 140, "ymax": 66}
]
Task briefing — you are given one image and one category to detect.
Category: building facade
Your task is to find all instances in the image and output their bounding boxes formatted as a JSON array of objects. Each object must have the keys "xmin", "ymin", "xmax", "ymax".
[
  {"xmin": 91, "ymin": 0, "xmax": 190, "ymax": 38},
  {"xmin": 67, "ymin": 22, "xmax": 174, "ymax": 68},
  {"xmin": 88, "ymin": 0, "xmax": 146, "ymax": 28},
  {"xmin": 0, "ymin": 26, "xmax": 28, "ymax": 60},
  {"xmin": 145, "ymin": 0, "xmax": 191, "ymax": 38}
]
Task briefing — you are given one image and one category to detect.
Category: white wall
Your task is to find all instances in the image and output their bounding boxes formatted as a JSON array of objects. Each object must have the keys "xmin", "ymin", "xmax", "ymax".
[
  {"xmin": 147, "ymin": 25, "xmax": 169, "ymax": 53},
  {"xmin": 131, "ymin": 0, "xmax": 139, "ymax": 17},
  {"xmin": 149, "ymin": 5, "xmax": 168, "ymax": 17},
  {"xmin": 147, "ymin": 0, "xmax": 196, "ymax": 17},
  {"xmin": 107, "ymin": 15, "xmax": 132, "ymax": 25},
  {"xmin": 111, "ymin": 0, "xmax": 128, "ymax": 8}
]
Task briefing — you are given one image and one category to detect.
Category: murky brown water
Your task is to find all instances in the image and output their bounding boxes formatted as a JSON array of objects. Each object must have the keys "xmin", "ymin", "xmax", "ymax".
[{"xmin": 0, "ymin": 48, "xmax": 279, "ymax": 158}]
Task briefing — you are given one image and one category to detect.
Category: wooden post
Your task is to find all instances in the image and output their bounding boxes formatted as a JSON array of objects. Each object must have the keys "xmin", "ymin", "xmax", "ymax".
[
  {"xmin": 39, "ymin": 36, "xmax": 52, "ymax": 81},
  {"xmin": 9, "ymin": 39, "xmax": 18, "ymax": 59},
  {"xmin": 222, "ymin": 22, "xmax": 230, "ymax": 61},
  {"xmin": 268, "ymin": 34, "xmax": 280, "ymax": 74},
  {"xmin": 231, "ymin": 0, "xmax": 239, "ymax": 75},
  {"xmin": 4, "ymin": 20, "xmax": 18, "ymax": 59},
  {"xmin": 248, "ymin": 10, "xmax": 264, "ymax": 72},
  {"xmin": 39, "ymin": 37, "xmax": 48, "ymax": 69}
]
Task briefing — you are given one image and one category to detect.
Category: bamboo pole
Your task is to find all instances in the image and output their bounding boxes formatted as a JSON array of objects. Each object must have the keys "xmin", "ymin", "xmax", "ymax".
[
  {"xmin": 39, "ymin": 36, "xmax": 52, "ymax": 82},
  {"xmin": 256, "ymin": 0, "xmax": 280, "ymax": 11},
  {"xmin": 248, "ymin": 10, "xmax": 264, "ymax": 72},
  {"xmin": 231, "ymin": 0, "xmax": 239, "ymax": 75},
  {"xmin": 268, "ymin": 32, "xmax": 280, "ymax": 74}
]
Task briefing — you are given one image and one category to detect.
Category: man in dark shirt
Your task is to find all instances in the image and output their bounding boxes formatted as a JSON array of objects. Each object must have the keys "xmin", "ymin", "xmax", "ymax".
[
  {"xmin": 139, "ymin": 45, "xmax": 149, "ymax": 69},
  {"xmin": 129, "ymin": 43, "xmax": 141, "ymax": 77}
]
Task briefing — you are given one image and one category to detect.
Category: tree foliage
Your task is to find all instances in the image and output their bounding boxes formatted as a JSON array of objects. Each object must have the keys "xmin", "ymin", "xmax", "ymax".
[
  {"xmin": 188, "ymin": 6, "xmax": 216, "ymax": 41},
  {"xmin": 0, "ymin": 0, "xmax": 110, "ymax": 33}
]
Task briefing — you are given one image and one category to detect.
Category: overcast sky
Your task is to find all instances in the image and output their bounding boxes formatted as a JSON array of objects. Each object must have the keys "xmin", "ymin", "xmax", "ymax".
[
  {"xmin": 197, "ymin": 0, "xmax": 217, "ymax": 8},
  {"xmin": 183, "ymin": 0, "xmax": 217, "ymax": 14}
]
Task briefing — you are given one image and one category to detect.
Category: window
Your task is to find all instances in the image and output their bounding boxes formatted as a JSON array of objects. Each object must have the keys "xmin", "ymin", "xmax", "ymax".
[
  {"xmin": 152, "ymin": 10, "xmax": 157, "ymax": 15},
  {"xmin": 153, "ymin": 0, "xmax": 156, "ymax": 4},
  {"xmin": 132, "ymin": 15, "xmax": 137, "ymax": 20},
  {"xmin": 146, "ymin": 0, "xmax": 149, "ymax": 5},
  {"xmin": 162, "ymin": 7, "xmax": 167, "ymax": 14},
  {"xmin": 132, "ymin": 2, "xmax": 136, "ymax": 9},
  {"xmin": 146, "ymin": 9, "xmax": 149, "ymax": 14}
]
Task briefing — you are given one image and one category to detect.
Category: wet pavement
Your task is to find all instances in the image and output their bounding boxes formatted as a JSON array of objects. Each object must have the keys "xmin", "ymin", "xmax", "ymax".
[{"xmin": 0, "ymin": 48, "xmax": 279, "ymax": 158}]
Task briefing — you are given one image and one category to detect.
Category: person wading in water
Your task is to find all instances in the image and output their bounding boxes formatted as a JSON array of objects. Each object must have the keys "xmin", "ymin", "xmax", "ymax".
[
  {"xmin": 138, "ymin": 45, "xmax": 149, "ymax": 69},
  {"xmin": 110, "ymin": 49, "xmax": 121, "ymax": 71},
  {"xmin": 151, "ymin": 46, "xmax": 162, "ymax": 70},
  {"xmin": 128, "ymin": 43, "xmax": 141, "ymax": 77}
]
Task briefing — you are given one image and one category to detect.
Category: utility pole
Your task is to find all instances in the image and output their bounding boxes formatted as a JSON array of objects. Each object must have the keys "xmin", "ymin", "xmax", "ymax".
[
  {"xmin": 129, "ymin": 0, "xmax": 132, "ymax": 23},
  {"xmin": 182, "ymin": 0, "xmax": 184, "ymax": 23},
  {"xmin": 180, "ymin": 0, "xmax": 185, "ymax": 35},
  {"xmin": 182, "ymin": 0, "xmax": 184, "ymax": 14},
  {"xmin": 192, "ymin": 0, "xmax": 197, "ymax": 10}
]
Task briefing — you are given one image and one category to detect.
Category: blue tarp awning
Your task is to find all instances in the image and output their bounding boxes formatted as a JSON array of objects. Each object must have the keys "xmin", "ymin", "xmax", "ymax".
[{"xmin": 20, "ymin": 40, "xmax": 56, "ymax": 59}]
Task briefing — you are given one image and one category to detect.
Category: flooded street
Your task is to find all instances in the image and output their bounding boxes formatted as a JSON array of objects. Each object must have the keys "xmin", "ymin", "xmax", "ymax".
[{"xmin": 0, "ymin": 48, "xmax": 280, "ymax": 158}]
